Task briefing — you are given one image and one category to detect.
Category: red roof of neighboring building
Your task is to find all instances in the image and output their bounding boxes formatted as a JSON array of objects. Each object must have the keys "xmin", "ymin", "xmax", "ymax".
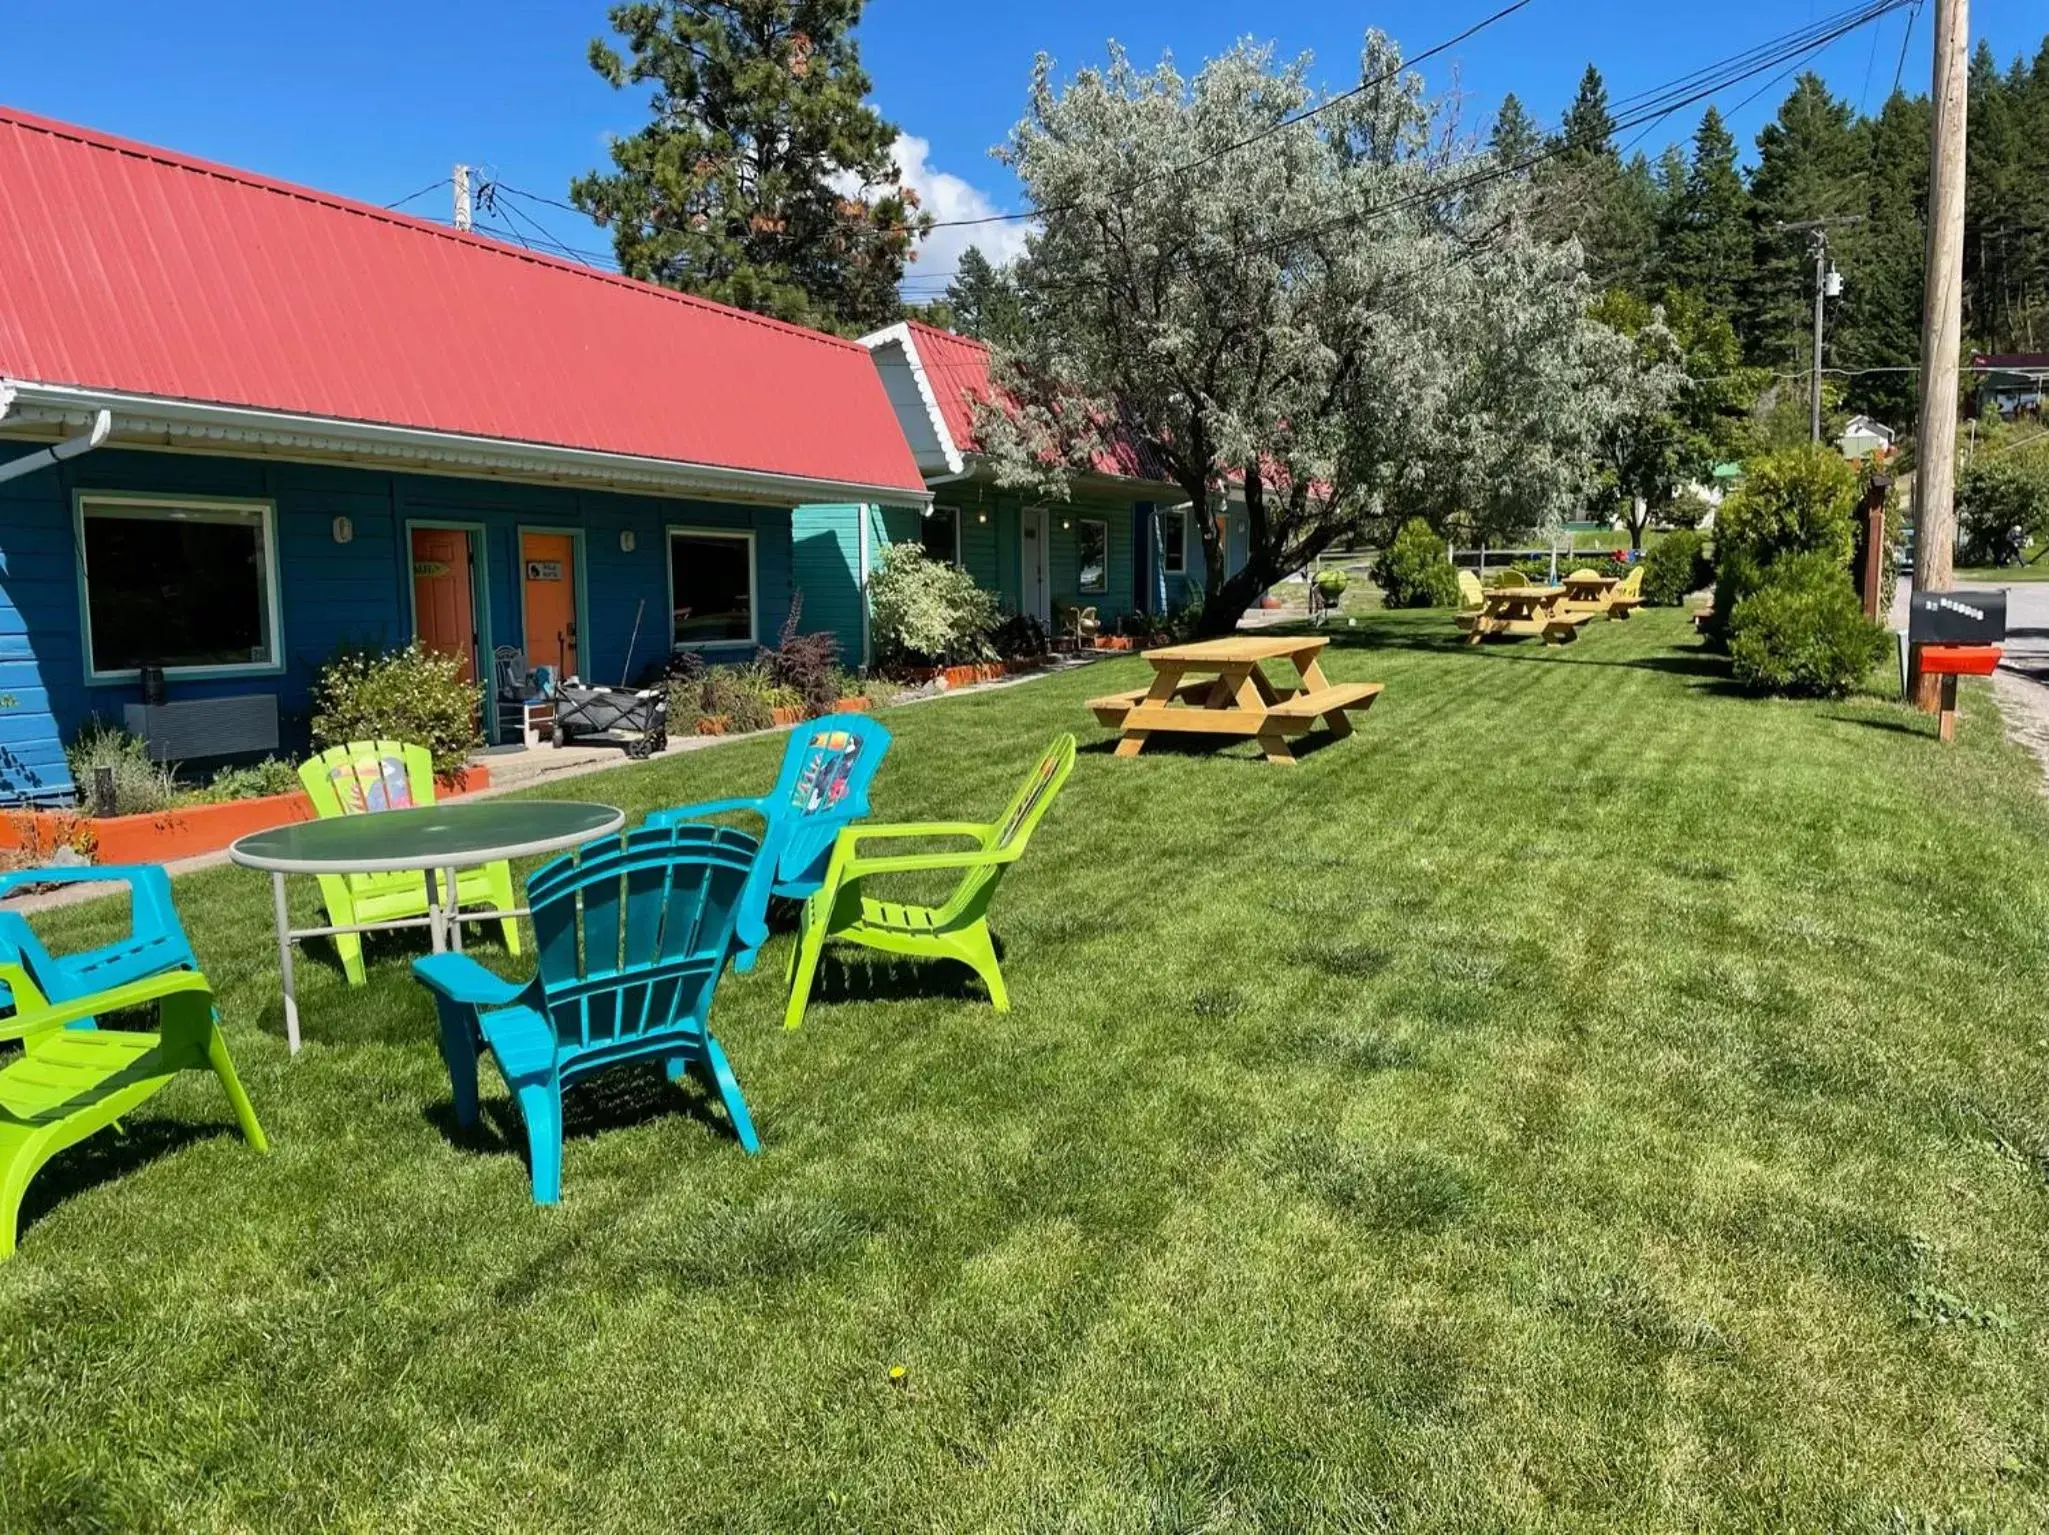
[
  {"xmin": 895, "ymin": 319, "xmax": 1169, "ymax": 483},
  {"xmin": 0, "ymin": 107, "xmax": 927, "ymax": 497}
]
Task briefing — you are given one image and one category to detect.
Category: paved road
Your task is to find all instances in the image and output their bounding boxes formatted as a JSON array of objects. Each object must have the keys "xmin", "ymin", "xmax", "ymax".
[{"xmin": 1945, "ymin": 575, "xmax": 2049, "ymax": 685}]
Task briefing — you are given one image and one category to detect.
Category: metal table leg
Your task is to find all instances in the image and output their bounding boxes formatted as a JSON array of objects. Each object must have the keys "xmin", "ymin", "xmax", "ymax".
[
  {"xmin": 445, "ymin": 867, "xmax": 463, "ymax": 953},
  {"xmin": 271, "ymin": 872, "xmax": 301, "ymax": 1055},
  {"xmin": 424, "ymin": 867, "xmax": 447, "ymax": 952}
]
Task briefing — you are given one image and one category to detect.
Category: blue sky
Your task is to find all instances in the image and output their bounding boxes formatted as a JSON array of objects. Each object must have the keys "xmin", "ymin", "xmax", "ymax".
[{"xmin": 3, "ymin": 0, "xmax": 2043, "ymax": 296}]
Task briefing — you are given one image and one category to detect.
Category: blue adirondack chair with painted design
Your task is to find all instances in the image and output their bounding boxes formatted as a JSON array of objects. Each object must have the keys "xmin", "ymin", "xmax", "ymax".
[
  {"xmin": 411, "ymin": 822, "xmax": 763, "ymax": 1205},
  {"xmin": 643, "ymin": 711, "xmax": 891, "ymax": 972},
  {"xmin": 0, "ymin": 865, "xmax": 200, "ymax": 1029}
]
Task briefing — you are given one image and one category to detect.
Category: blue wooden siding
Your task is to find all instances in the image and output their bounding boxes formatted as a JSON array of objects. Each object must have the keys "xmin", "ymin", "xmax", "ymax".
[
  {"xmin": 789, "ymin": 503, "xmax": 868, "ymax": 663},
  {"xmin": 0, "ymin": 445, "xmax": 821, "ymax": 800}
]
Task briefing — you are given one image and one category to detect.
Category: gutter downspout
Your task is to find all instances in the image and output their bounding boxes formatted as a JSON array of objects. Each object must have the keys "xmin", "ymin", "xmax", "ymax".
[{"xmin": 0, "ymin": 408, "xmax": 113, "ymax": 488}]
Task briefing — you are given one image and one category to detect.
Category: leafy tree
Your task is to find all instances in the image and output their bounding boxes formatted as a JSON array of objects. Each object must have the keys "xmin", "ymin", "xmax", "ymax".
[
  {"xmin": 942, "ymin": 245, "xmax": 1024, "ymax": 345},
  {"xmin": 1586, "ymin": 292, "xmax": 1690, "ymax": 547},
  {"xmin": 978, "ymin": 36, "xmax": 1621, "ymax": 635},
  {"xmin": 571, "ymin": 0, "xmax": 929, "ymax": 333}
]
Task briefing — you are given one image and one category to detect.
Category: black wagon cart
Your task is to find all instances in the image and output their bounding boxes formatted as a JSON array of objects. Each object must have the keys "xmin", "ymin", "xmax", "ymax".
[{"xmin": 549, "ymin": 681, "xmax": 669, "ymax": 758}]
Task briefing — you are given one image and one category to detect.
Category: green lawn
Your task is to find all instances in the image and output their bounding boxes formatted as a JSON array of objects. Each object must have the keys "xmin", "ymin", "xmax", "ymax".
[
  {"xmin": 8, "ymin": 611, "xmax": 2049, "ymax": 1531},
  {"xmin": 1957, "ymin": 562, "xmax": 2049, "ymax": 584}
]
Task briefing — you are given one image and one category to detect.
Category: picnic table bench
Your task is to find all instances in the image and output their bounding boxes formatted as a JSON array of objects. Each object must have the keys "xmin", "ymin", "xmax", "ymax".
[
  {"xmin": 1456, "ymin": 585, "xmax": 1596, "ymax": 646},
  {"xmin": 1087, "ymin": 636, "xmax": 1381, "ymax": 766}
]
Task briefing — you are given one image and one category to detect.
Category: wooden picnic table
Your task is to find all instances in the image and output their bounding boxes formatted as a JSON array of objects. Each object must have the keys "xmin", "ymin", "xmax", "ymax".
[
  {"xmin": 1087, "ymin": 635, "xmax": 1382, "ymax": 766},
  {"xmin": 1457, "ymin": 584, "xmax": 1596, "ymax": 646},
  {"xmin": 1559, "ymin": 571, "xmax": 1618, "ymax": 605}
]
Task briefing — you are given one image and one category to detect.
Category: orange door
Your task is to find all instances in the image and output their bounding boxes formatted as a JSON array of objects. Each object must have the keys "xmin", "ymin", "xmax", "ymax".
[
  {"xmin": 410, "ymin": 526, "xmax": 477, "ymax": 682},
  {"xmin": 522, "ymin": 532, "xmax": 579, "ymax": 679}
]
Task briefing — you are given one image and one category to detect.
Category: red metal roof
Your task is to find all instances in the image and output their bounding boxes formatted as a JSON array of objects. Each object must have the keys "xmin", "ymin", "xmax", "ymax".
[
  {"xmin": 899, "ymin": 319, "xmax": 1169, "ymax": 484},
  {"xmin": 0, "ymin": 107, "xmax": 927, "ymax": 497}
]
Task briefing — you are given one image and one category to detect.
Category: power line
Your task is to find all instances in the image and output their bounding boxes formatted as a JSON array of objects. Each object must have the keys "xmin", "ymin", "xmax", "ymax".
[
  {"xmin": 955, "ymin": 0, "xmax": 1542, "ymax": 230},
  {"xmin": 383, "ymin": 177, "xmax": 451, "ymax": 212}
]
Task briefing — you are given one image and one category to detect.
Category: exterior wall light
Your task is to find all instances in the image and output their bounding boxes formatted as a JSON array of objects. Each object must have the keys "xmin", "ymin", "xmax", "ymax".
[
  {"xmin": 620, "ymin": 529, "xmax": 637, "ymax": 552},
  {"xmin": 331, "ymin": 515, "xmax": 353, "ymax": 544}
]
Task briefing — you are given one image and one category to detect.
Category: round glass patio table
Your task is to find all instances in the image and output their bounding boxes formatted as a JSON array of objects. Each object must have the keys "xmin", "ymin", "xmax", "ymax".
[{"xmin": 230, "ymin": 800, "xmax": 623, "ymax": 1055}]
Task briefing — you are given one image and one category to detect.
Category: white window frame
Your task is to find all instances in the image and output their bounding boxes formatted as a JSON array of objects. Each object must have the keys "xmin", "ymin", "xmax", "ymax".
[
  {"xmin": 1076, "ymin": 517, "xmax": 1110, "ymax": 594},
  {"xmin": 1159, "ymin": 508, "xmax": 1188, "ymax": 575},
  {"xmin": 921, "ymin": 504, "xmax": 962, "ymax": 566},
  {"xmin": 666, "ymin": 524, "xmax": 760, "ymax": 649},
  {"xmin": 74, "ymin": 492, "xmax": 284, "ymax": 684}
]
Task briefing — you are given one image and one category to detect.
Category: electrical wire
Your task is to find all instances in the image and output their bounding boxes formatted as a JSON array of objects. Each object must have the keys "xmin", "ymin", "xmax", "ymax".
[{"xmin": 383, "ymin": 177, "xmax": 451, "ymax": 212}]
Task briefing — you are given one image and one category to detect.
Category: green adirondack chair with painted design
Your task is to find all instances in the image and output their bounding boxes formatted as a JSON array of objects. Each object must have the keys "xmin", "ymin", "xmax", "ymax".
[
  {"xmin": 0, "ymin": 960, "xmax": 267, "ymax": 1259},
  {"xmin": 783, "ymin": 734, "xmax": 1077, "ymax": 1029},
  {"xmin": 297, "ymin": 740, "xmax": 520, "ymax": 985}
]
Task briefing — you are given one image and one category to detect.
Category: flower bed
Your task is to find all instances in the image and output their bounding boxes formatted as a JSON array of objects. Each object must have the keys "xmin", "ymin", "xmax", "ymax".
[
  {"xmin": 694, "ymin": 699, "xmax": 871, "ymax": 737},
  {"xmin": 0, "ymin": 765, "xmax": 492, "ymax": 867}
]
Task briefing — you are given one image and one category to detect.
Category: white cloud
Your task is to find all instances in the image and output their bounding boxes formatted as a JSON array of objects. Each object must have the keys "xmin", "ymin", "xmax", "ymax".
[{"xmin": 837, "ymin": 132, "xmax": 1032, "ymax": 297}]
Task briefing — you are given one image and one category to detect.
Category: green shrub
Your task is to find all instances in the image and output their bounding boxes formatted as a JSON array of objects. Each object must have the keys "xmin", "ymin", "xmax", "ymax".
[
  {"xmin": 310, "ymin": 642, "xmax": 481, "ymax": 782},
  {"xmin": 1665, "ymin": 489, "xmax": 1714, "ymax": 530},
  {"xmin": 1957, "ymin": 453, "xmax": 2049, "ymax": 565},
  {"xmin": 1640, "ymin": 530, "xmax": 1711, "ymax": 606},
  {"xmin": 65, "ymin": 718, "xmax": 180, "ymax": 816},
  {"xmin": 187, "ymin": 758, "xmax": 302, "ymax": 805},
  {"xmin": 1372, "ymin": 519, "xmax": 1459, "ymax": 608},
  {"xmin": 869, "ymin": 544, "xmax": 1000, "ymax": 667},
  {"xmin": 1715, "ymin": 444, "xmax": 1858, "ymax": 569},
  {"xmin": 698, "ymin": 663, "xmax": 797, "ymax": 733},
  {"xmin": 1712, "ymin": 444, "xmax": 1859, "ymax": 636},
  {"xmin": 1726, "ymin": 553, "xmax": 1888, "ymax": 699}
]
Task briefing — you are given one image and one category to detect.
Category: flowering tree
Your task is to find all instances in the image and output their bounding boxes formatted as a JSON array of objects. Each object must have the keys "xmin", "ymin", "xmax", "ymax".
[{"xmin": 976, "ymin": 35, "xmax": 1629, "ymax": 634}]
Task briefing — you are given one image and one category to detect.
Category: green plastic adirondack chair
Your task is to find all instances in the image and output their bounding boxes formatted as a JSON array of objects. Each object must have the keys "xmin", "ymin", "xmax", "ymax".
[
  {"xmin": 0, "ymin": 962, "xmax": 267, "ymax": 1260},
  {"xmin": 783, "ymin": 734, "xmax": 1077, "ymax": 1029},
  {"xmin": 297, "ymin": 740, "xmax": 521, "ymax": 986}
]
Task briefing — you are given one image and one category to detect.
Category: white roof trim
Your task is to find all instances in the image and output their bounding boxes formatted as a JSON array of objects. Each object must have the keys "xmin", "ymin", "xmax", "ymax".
[
  {"xmin": 857, "ymin": 322, "xmax": 964, "ymax": 476},
  {"xmin": 0, "ymin": 379, "xmax": 931, "ymax": 508}
]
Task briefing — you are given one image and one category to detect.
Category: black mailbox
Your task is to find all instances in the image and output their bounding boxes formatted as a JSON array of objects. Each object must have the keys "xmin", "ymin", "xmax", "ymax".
[{"xmin": 1908, "ymin": 589, "xmax": 2006, "ymax": 647}]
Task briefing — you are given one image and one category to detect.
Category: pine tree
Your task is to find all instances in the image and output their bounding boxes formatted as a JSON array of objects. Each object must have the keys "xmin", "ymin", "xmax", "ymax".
[
  {"xmin": 1743, "ymin": 73, "xmax": 1864, "ymax": 369},
  {"xmin": 942, "ymin": 246, "xmax": 1024, "ymax": 345},
  {"xmin": 1488, "ymin": 92, "xmax": 1542, "ymax": 172},
  {"xmin": 1559, "ymin": 65, "xmax": 1616, "ymax": 163},
  {"xmin": 571, "ymin": 0, "xmax": 930, "ymax": 334},
  {"xmin": 1835, "ymin": 89, "xmax": 1929, "ymax": 425},
  {"xmin": 1585, "ymin": 152, "xmax": 1664, "ymax": 299},
  {"xmin": 1667, "ymin": 107, "xmax": 1751, "ymax": 322}
]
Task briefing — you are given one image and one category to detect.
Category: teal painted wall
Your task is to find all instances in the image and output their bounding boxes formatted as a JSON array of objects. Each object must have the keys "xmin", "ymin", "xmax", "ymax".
[
  {"xmin": 0, "ymin": 443, "xmax": 826, "ymax": 801},
  {"xmin": 789, "ymin": 502, "xmax": 868, "ymax": 664}
]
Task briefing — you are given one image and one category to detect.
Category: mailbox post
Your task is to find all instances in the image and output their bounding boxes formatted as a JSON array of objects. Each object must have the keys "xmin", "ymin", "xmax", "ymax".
[{"xmin": 1907, "ymin": 590, "xmax": 2005, "ymax": 743}]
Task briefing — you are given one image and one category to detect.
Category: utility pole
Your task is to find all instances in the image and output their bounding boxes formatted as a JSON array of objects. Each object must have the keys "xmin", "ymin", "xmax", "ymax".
[
  {"xmin": 452, "ymin": 163, "xmax": 472, "ymax": 233},
  {"xmin": 1910, "ymin": 0, "xmax": 1969, "ymax": 711},
  {"xmin": 1778, "ymin": 218, "xmax": 1857, "ymax": 443}
]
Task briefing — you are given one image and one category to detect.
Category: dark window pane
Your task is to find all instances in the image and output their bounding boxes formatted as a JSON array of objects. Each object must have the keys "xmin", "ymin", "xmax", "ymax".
[
  {"xmin": 1077, "ymin": 520, "xmax": 1108, "ymax": 593},
  {"xmin": 921, "ymin": 507, "xmax": 959, "ymax": 564},
  {"xmin": 82, "ymin": 505, "xmax": 272, "ymax": 673},
  {"xmin": 1161, "ymin": 512, "xmax": 1186, "ymax": 573},
  {"xmin": 671, "ymin": 534, "xmax": 754, "ymax": 644}
]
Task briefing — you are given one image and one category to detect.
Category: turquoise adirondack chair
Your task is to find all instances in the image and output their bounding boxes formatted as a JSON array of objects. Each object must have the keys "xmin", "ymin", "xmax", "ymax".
[
  {"xmin": 298, "ymin": 740, "xmax": 520, "ymax": 985},
  {"xmin": 411, "ymin": 822, "xmax": 764, "ymax": 1206},
  {"xmin": 783, "ymin": 734, "xmax": 1077, "ymax": 1029},
  {"xmin": 0, "ymin": 957, "xmax": 268, "ymax": 1260},
  {"xmin": 0, "ymin": 864, "xmax": 200, "ymax": 1027},
  {"xmin": 644, "ymin": 711, "xmax": 891, "ymax": 973}
]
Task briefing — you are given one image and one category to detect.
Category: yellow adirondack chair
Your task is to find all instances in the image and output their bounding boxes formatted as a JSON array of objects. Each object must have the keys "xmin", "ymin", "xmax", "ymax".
[
  {"xmin": 296, "ymin": 740, "xmax": 520, "ymax": 985},
  {"xmin": 1454, "ymin": 569, "xmax": 1488, "ymax": 633},
  {"xmin": 1607, "ymin": 565, "xmax": 1645, "ymax": 618}
]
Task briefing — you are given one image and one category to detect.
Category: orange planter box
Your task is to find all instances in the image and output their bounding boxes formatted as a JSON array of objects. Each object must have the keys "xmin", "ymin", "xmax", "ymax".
[{"xmin": 0, "ymin": 764, "xmax": 491, "ymax": 866}]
